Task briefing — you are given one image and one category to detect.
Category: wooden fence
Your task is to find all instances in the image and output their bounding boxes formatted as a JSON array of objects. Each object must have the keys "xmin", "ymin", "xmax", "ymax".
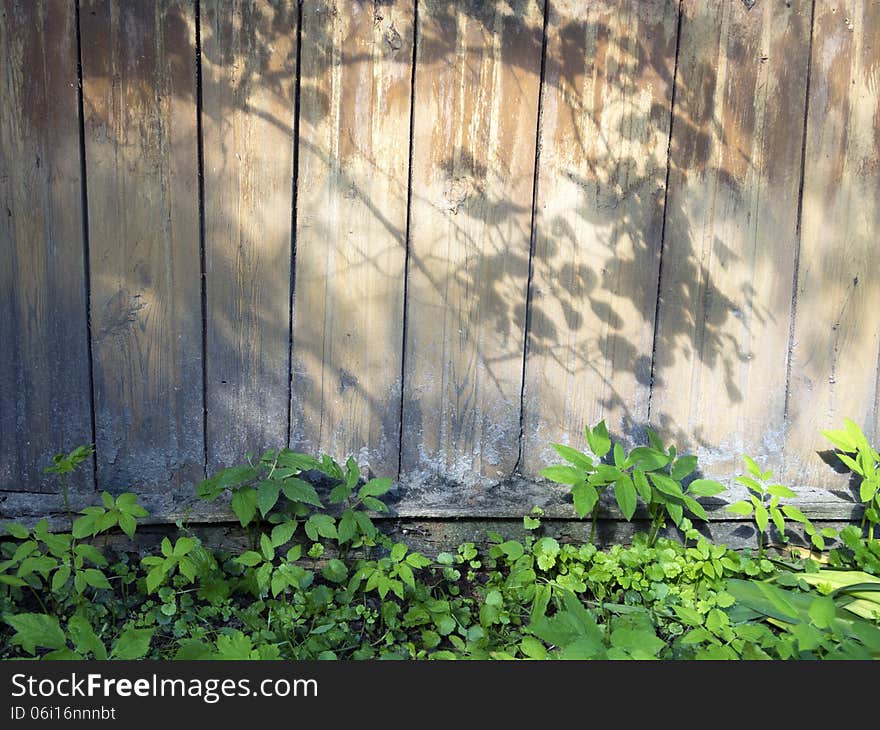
[{"xmin": 2, "ymin": 0, "xmax": 878, "ymax": 534}]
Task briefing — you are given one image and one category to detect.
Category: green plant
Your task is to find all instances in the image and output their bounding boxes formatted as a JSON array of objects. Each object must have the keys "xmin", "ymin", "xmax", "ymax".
[
  {"xmin": 542, "ymin": 421, "xmax": 726, "ymax": 546},
  {"xmin": 43, "ymin": 445, "xmax": 94, "ymax": 530},
  {"xmin": 725, "ymin": 456, "xmax": 834, "ymax": 555},
  {"xmin": 823, "ymin": 419, "xmax": 880, "ymax": 539}
]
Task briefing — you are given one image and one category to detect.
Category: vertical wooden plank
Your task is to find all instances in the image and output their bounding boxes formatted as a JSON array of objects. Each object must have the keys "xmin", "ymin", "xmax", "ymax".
[
  {"xmin": 520, "ymin": 0, "xmax": 678, "ymax": 477},
  {"xmin": 786, "ymin": 0, "xmax": 880, "ymax": 486},
  {"xmin": 401, "ymin": 0, "xmax": 543, "ymax": 485},
  {"xmin": 649, "ymin": 0, "xmax": 811, "ymax": 475},
  {"xmin": 291, "ymin": 0, "xmax": 413, "ymax": 477},
  {"xmin": 0, "ymin": 0, "xmax": 93, "ymax": 493},
  {"xmin": 81, "ymin": 0, "xmax": 202, "ymax": 493},
  {"xmin": 201, "ymin": 0, "xmax": 297, "ymax": 472}
]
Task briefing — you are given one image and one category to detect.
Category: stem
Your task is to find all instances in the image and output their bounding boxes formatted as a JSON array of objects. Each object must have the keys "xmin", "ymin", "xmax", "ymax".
[
  {"xmin": 590, "ymin": 506, "xmax": 598, "ymax": 544},
  {"xmin": 60, "ymin": 473, "xmax": 73, "ymax": 532},
  {"xmin": 29, "ymin": 586, "xmax": 48, "ymax": 614}
]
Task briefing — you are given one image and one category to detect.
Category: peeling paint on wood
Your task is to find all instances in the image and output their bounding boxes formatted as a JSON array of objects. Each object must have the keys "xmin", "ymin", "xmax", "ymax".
[
  {"xmin": 202, "ymin": 0, "xmax": 298, "ymax": 472},
  {"xmin": 291, "ymin": 0, "xmax": 414, "ymax": 478},
  {"xmin": 81, "ymin": 0, "xmax": 203, "ymax": 492},
  {"xmin": 0, "ymin": 0, "xmax": 94, "ymax": 494}
]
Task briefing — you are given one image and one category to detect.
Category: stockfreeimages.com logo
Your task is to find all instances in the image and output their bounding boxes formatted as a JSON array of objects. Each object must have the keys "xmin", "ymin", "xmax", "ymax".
[{"xmin": 11, "ymin": 673, "xmax": 317, "ymax": 705}]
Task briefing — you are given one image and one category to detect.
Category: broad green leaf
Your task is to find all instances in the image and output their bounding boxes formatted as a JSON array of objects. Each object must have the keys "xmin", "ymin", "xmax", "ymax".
[
  {"xmin": 628, "ymin": 446, "xmax": 669, "ymax": 472},
  {"xmin": 633, "ymin": 470, "xmax": 652, "ymax": 502},
  {"xmin": 743, "ymin": 455, "xmax": 763, "ymax": 479},
  {"xmin": 822, "ymin": 427, "xmax": 858, "ymax": 453},
  {"xmin": 541, "ymin": 465, "xmax": 585, "ymax": 485},
  {"xmin": 861, "ymin": 480, "xmax": 879, "ymax": 503},
  {"xmin": 520, "ymin": 636, "xmax": 547, "ymax": 660},
  {"xmin": 111, "ymin": 627, "xmax": 154, "ymax": 660},
  {"xmin": 337, "ymin": 510, "xmax": 357, "ymax": 544},
  {"xmin": 260, "ymin": 533, "xmax": 274, "ymax": 562},
  {"xmin": 500, "ymin": 540, "xmax": 524, "ymax": 561},
  {"xmin": 361, "ymin": 496, "xmax": 389, "ymax": 513},
  {"xmin": 649, "ymin": 473, "xmax": 684, "ymax": 499},
  {"xmin": 390, "ymin": 542, "xmax": 408, "ymax": 563},
  {"xmin": 74, "ymin": 543, "xmax": 108, "ymax": 566},
  {"xmin": 172, "ymin": 537, "xmax": 196, "ymax": 557},
  {"xmin": 671, "ymin": 455, "xmax": 698, "ymax": 481},
  {"xmin": 235, "ymin": 551, "xmax": 263, "ymax": 567},
  {"xmin": 51, "ymin": 565, "xmax": 71, "ymax": 592},
  {"xmin": 5, "ymin": 613, "xmax": 67, "ymax": 653},
  {"xmin": 754, "ymin": 504, "xmax": 769, "ymax": 532},
  {"xmin": 682, "ymin": 495, "xmax": 707, "ymax": 521},
  {"xmin": 328, "ymin": 483, "xmax": 352, "ymax": 505},
  {"xmin": 396, "ymin": 563, "xmax": 415, "ymax": 589},
  {"xmin": 257, "ymin": 480, "xmax": 281, "ymax": 517},
  {"xmin": 322, "ymin": 559, "xmax": 348, "ymax": 584},
  {"xmin": 767, "ymin": 484, "xmax": 797, "ymax": 499},
  {"xmin": 809, "ymin": 596, "xmax": 836, "ymax": 628},
  {"xmin": 770, "ymin": 506, "xmax": 785, "ymax": 535},
  {"xmin": 68, "ymin": 615, "xmax": 107, "ymax": 660},
  {"xmin": 305, "ymin": 514, "xmax": 337, "ymax": 541},
  {"xmin": 230, "ymin": 487, "xmax": 258, "ymax": 527},
  {"xmin": 736, "ymin": 475, "xmax": 763, "ymax": 494},
  {"xmin": 359, "ymin": 477, "xmax": 394, "ymax": 499},
  {"xmin": 281, "ymin": 478, "xmax": 323, "ymax": 508},
  {"xmin": 83, "ymin": 568, "xmax": 111, "ymax": 590},
  {"xmin": 585, "ymin": 421, "xmax": 612, "ymax": 458},
  {"xmin": 613, "ymin": 443, "xmax": 626, "ymax": 469},
  {"xmin": 781, "ymin": 505, "xmax": 807, "ymax": 523},
  {"xmin": 687, "ymin": 479, "xmax": 726, "ymax": 497},
  {"xmin": 550, "ymin": 443, "xmax": 594, "ymax": 471},
  {"xmin": 613, "ymin": 474, "xmax": 637, "ymax": 521},
  {"xmin": 270, "ymin": 520, "xmax": 297, "ymax": 548},
  {"xmin": 117, "ymin": 513, "xmax": 137, "ymax": 539},
  {"xmin": 4, "ymin": 523, "xmax": 29, "ymax": 539},
  {"xmin": 72, "ymin": 514, "xmax": 97, "ymax": 539},
  {"xmin": 726, "ymin": 500, "xmax": 753, "ymax": 516},
  {"xmin": 197, "ymin": 466, "xmax": 259, "ymax": 501},
  {"xmin": 666, "ymin": 502, "xmax": 684, "ymax": 526},
  {"xmin": 572, "ymin": 482, "xmax": 599, "ymax": 519}
]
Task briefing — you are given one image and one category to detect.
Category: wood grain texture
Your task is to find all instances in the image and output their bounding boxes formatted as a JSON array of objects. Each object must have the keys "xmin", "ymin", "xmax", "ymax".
[
  {"xmin": 521, "ymin": 0, "xmax": 678, "ymax": 477},
  {"xmin": 785, "ymin": 0, "xmax": 880, "ymax": 486},
  {"xmin": 650, "ymin": 0, "xmax": 811, "ymax": 476},
  {"xmin": 201, "ymin": 0, "xmax": 297, "ymax": 472},
  {"xmin": 291, "ymin": 0, "xmax": 414, "ymax": 478},
  {"xmin": 400, "ymin": 0, "xmax": 544, "ymax": 485},
  {"xmin": 81, "ymin": 0, "xmax": 203, "ymax": 493},
  {"xmin": 0, "ymin": 0, "xmax": 93, "ymax": 493}
]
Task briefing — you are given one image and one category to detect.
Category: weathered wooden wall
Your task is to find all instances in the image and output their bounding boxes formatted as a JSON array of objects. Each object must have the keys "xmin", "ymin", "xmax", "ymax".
[{"xmin": 2, "ymin": 0, "xmax": 878, "ymax": 534}]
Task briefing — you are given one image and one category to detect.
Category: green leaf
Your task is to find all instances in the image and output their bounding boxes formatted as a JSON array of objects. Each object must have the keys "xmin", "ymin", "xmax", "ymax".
[
  {"xmin": 523, "ymin": 515, "xmax": 541, "ymax": 530},
  {"xmin": 260, "ymin": 533, "xmax": 274, "ymax": 562},
  {"xmin": 633, "ymin": 470, "xmax": 652, "ymax": 502},
  {"xmin": 281, "ymin": 478, "xmax": 323, "ymax": 508},
  {"xmin": 736, "ymin": 475, "xmax": 764, "ymax": 494},
  {"xmin": 649, "ymin": 473, "xmax": 684, "ymax": 499},
  {"xmin": 613, "ymin": 443, "xmax": 626, "ymax": 468},
  {"xmin": 770, "ymin": 506, "xmax": 785, "ymax": 536},
  {"xmin": 361, "ymin": 496, "xmax": 389, "ymax": 513},
  {"xmin": 726, "ymin": 500, "xmax": 754, "ymax": 516},
  {"xmin": 572, "ymin": 482, "xmax": 599, "ymax": 519},
  {"xmin": 230, "ymin": 487, "xmax": 258, "ymax": 527},
  {"xmin": 74, "ymin": 543, "xmax": 108, "ymax": 566},
  {"xmin": 396, "ymin": 562, "xmax": 415, "ymax": 589},
  {"xmin": 520, "ymin": 636, "xmax": 547, "ymax": 660},
  {"xmin": 628, "ymin": 447, "xmax": 669, "ymax": 472},
  {"xmin": 337, "ymin": 510, "xmax": 357, "ymax": 544},
  {"xmin": 68, "ymin": 615, "xmax": 107, "ymax": 660},
  {"xmin": 235, "ymin": 551, "xmax": 263, "ymax": 567},
  {"xmin": 72, "ymin": 514, "xmax": 97, "ymax": 539},
  {"xmin": 860, "ymin": 480, "xmax": 879, "ymax": 503},
  {"xmin": 257, "ymin": 480, "xmax": 281, "ymax": 517},
  {"xmin": 111, "ymin": 627, "xmax": 154, "ymax": 660},
  {"xmin": 613, "ymin": 474, "xmax": 637, "ymax": 521},
  {"xmin": 541, "ymin": 465, "xmax": 585, "ymax": 485},
  {"xmin": 780, "ymin": 505, "xmax": 807, "ymax": 524},
  {"xmin": 197, "ymin": 466, "xmax": 259, "ymax": 501},
  {"xmin": 270, "ymin": 520, "xmax": 297, "ymax": 548},
  {"xmin": 390, "ymin": 542, "xmax": 408, "ymax": 563},
  {"xmin": 83, "ymin": 568, "xmax": 111, "ymax": 590},
  {"xmin": 117, "ymin": 513, "xmax": 137, "ymax": 539},
  {"xmin": 822, "ymin": 427, "xmax": 858, "ymax": 453},
  {"xmin": 585, "ymin": 421, "xmax": 612, "ymax": 458},
  {"xmin": 305, "ymin": 514, "xmax": 337, "ymax": 541},
  {"xmin": 754, "ymin": 504, "xmax": 769, "ymax": 532},
  {"xmin": 500, "ymin": 540, "xmax": 524, "ymax": 561},
  {"xmin": 51, "ymin": 565, "xmax": 71, "ymax": 592},
  {"xmin": 6, "ymin": 613, "xmax": 67, "ymax": 654},
  {"xmin": 671, "ymin": 455, "xmax": 698, "ymax": 481},
  {"xmin": 172, "ymin": 537, "xmax": 196, "ymax": 557},
  {"xmin": 550, "ymin": 443, "xmax": 594, "ymax": 471},
  {"xmin": 687, "ymin": 479, "xmax": 726, "ymax": 497},
  {"xmin": 743, "ymin": 455, "xmax": 763, "ymax": 479},
  {"xmin": 683, "ymin": 495, "xmax": 708, "ymax": 521},
  {"xmin": 328, "ymin": 483, "xmax": 352, "ymax": 505},
  {"xmin": 322, "ymin": 559, "xmax": 348, "ymax": 584},
  {"xmin": 808, "ymin": 595, "xmax": 836, "ymax": 628},
  {"xmin": 767, "ymin": 484, "xmax": 797, "ymax": 499},
  {"xmin": 4, "ymin": 523, "xmax": 29, "ymax": 539},
  {"xmin": 359, "ymin": 477, "xmax": 394, "ymax": 499},
  {"xmin": 345, "ymin": 456, "xmax": 361, "ymax": 488}
]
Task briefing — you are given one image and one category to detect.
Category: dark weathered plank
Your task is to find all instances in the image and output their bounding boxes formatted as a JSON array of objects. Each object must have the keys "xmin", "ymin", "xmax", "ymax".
[
  {"xmin": 650, "ymin": 0, "xmax": 811, "ymax": 477},
  {"xmin": 401, "ymin": 0, "xmax": 544, "ymax": 485},
  {"xmin": 785, "ymin": 0, "xmax": 880, "ymax": 487},
  {"xmin": 0, "ymin": 0, "xmax": 94, "ymax": 493},
  {"xmin": 202, "ymin": 0, "xmax": 297, "ymax": 472},
  {"xmin": 81, "ymin": 0, "xmax": 203, "ymax": 493},
  {"xmin": 291, "ymin": 0, "xmax": 414, "ymax": 478},
  {"xmin": 521, "ymin": 0, "xmax": 678, "ymax": 477}
]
